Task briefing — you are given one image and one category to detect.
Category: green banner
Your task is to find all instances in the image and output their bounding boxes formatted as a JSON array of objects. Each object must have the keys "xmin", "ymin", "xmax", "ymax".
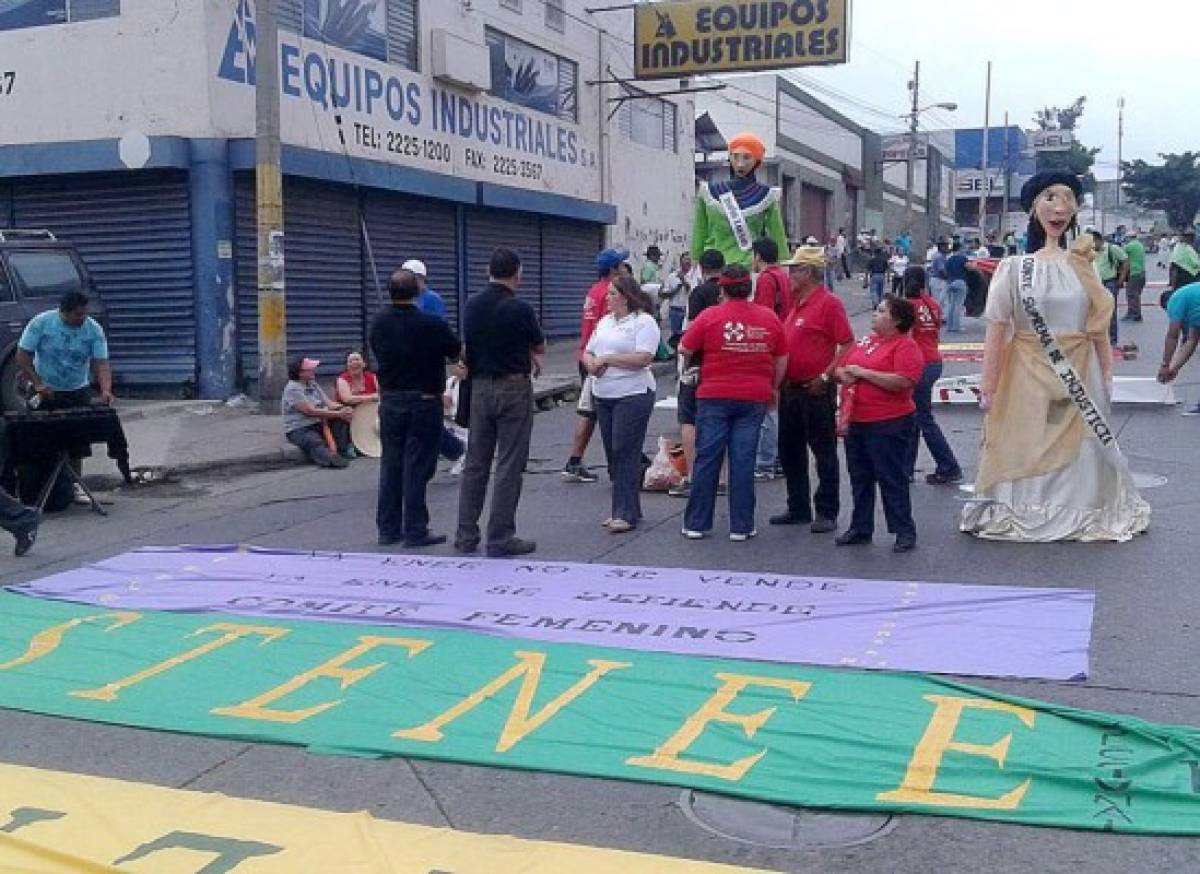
[{"xmin": 0, "ymin": 592, "xmax": 1197, "ymax": 834}]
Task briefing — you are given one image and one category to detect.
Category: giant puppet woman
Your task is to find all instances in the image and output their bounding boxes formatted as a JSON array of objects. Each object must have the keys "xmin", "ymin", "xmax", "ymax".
[
  {"xmin": 960, "ymin": 172, "xmax": 1150, "ymax": 542},
  {"xmin": 691, "ymin": 132, "xmax": 789, "ymax": 268}
]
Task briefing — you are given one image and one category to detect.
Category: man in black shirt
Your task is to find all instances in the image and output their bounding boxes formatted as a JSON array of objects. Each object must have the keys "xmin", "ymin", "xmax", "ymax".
[
  {"xmin": 369, "ymin": 269, "xmax": 462, "ymax": 548},
  {"xmin": 456, "ymin": 248, "xmax": 546, "ymax": 558}
]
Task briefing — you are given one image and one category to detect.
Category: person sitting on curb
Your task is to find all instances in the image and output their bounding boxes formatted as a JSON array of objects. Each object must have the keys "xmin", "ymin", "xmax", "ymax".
[
  {"xmin": 282, "ymin": 357, "xmax": 354, "ymax": 468},
  {"xmin": 335, "ymin": 350, "xmax": 379, "ymax": 459}
]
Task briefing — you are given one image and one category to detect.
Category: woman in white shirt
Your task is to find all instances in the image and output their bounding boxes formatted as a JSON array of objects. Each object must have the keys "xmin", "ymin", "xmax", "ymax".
[{"xmin": 582, "ymin": 275, "xmax": 662, "ymax": 533}]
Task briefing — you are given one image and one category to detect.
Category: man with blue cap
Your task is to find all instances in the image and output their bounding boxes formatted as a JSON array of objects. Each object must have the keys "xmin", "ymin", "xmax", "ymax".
[{"xmin": 562, "ymin": 245, "xmax": 629, "ymax": 482}]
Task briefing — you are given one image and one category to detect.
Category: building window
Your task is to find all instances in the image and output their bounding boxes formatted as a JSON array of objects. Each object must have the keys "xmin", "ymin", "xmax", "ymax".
[
  {"xmin": 279, "ymin": 0, "xmax": 418, "ymax": 71},
  {"xmin": 0, "ymin": 0, "xmax": 119, "ymax": 30},
  {"xmin": 499, "ymin": 0, "xmax": 522, "ymax": 10},
  {"xmin": 619, "ymin": 85, "xmax": 678, "ymax": 153},
  {"xmin": 545, "ymin": 0, "xmax": 565, "ymax": 31},
  {"xmin": 485, "ymin": 28, "xmax": 578, "ymax": 123}
]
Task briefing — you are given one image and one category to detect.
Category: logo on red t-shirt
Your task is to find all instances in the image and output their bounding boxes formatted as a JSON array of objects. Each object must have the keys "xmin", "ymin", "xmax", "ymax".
[{"xmin": 723, "ymin": 321, "xmax": 746, "ymax": 343}]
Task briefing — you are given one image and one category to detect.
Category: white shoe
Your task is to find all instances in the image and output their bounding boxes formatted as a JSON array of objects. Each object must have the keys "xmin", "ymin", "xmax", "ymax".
[
  {"xmin": 71, "ymin": 483, "xmax": 91, "ymax": 506},
  {"xmin": 681, "ymin": 528, "xmax": 706, "ymax": 540},
  {"xmin": 449, "ymin": 456, "xmax": 466, "ymax": 476},
  {"xmin": 729, "ymin": 530, "xmax": 758, "ymax": 542}
]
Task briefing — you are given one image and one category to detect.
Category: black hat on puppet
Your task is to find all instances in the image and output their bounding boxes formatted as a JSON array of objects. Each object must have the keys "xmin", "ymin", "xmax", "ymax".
[{"xmin": 1019, "ymin": 172, "xmax": 1083, "ymax": 213}]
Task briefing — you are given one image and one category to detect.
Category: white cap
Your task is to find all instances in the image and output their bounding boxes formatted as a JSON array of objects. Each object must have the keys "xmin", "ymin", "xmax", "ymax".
[{"xmin": 401, "ymin": 259, "xmax": 427, "ymax": 276}]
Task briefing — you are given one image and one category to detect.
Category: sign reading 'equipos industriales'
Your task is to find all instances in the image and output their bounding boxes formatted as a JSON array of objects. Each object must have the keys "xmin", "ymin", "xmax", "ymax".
[{"xmin": 635, "ymin": 0, "xmax": 849, "ymax": 80}]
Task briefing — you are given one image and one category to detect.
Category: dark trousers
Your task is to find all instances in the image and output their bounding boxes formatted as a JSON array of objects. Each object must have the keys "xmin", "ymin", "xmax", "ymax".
[
  {"xmin": 456, "ymin": 374, "xmax": 534, "ymax": 550},
  {"xmin": 778, "ymin": 383, "xmax": 839, "ymax": 521},
  {"xmin": 845, "ymin": 415, "xmax": 916, "ymax": 540},
  {"xmin": 905, "ymin": 361, "xmax": 961, "ymax": 478},
  {"xmin": 377, "ymin": 395, "xmax": 443, "ymax": 541},
  {"xmin": 1125, "ymin": 273, "xmax": 1146, "ymax": 319},
  {"xmin": 286, "ymin": 420, "xmax": 350, "ymax": 467},
  {"xmin": 595, "ymin": 389, "xmax": 655, "ymax": 525},
  {"xmin": 1104, "ymin": 279, "xmax": 1120, "ymax": 344},
  {"xmin": 0, "ymin": 485, "xmax": 37, "ymax": 538}
]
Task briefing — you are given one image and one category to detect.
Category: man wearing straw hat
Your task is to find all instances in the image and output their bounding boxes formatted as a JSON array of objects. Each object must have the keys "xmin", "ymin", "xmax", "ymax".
[{"xmin": 769, "ymin": 245, "xmax": 854, "ymax": 533}]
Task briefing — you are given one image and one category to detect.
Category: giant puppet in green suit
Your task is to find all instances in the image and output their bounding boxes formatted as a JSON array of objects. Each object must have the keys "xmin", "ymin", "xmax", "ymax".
[{"xmin": 691, "ymin": 131, "xmax": 789, "ymax": 268}]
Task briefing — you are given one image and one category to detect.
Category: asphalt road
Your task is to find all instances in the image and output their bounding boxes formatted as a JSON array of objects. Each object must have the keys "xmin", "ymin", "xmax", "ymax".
[{"xmin": 4, "ymin": 268, "xmax": 1199, "ymax": 872}]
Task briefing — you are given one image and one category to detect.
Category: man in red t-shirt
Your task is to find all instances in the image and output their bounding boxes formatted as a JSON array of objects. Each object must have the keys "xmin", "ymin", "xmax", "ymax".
[
  {"xmin": 562, "ymin": 246, "xmax": 628, "ymax": 483},
  {"xmin": 770, "ymin": 245, "xmax": 854, "ymax": 532},
  {"xmin": 678, "ymin": 265, "xmax": 787, "ymax": 541},
  {"xmin": 903, "ymin": 266, "xmax": 963, "ymax": 484}
]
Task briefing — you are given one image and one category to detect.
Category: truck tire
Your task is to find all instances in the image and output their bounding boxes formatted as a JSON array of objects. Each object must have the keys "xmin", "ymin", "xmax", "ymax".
[{"xmin": 0, "ymin": 355, "xmax": 30, "ymax": 413}]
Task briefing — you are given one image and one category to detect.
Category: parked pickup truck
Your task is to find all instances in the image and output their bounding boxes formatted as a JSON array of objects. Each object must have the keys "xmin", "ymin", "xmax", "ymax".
[{"xmin": 0, "ymin": 230, "xmax": 108, "ymax": 411}]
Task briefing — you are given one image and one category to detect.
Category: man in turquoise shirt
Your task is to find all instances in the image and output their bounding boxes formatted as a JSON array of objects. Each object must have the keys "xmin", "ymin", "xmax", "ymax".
[
  {"xmin": 1121, "ymin": 231, "xmax": 1147, "ymax": 322},
  {"xmin": 1091, "ymin": 230, "xmax": 1127, "ymax": 345},
  {"xmin": 1158, "ymin": 282, "xmax": 1200, "ymax": 397},
  {"xmin": 16, "ymin": 291, "xmax": 113, "ymax": 405}
]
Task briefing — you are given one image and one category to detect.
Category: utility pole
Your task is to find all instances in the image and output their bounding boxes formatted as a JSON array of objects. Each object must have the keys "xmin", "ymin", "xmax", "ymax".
[
  {"xmin": 977, "ymin": 61, "xmax": 991, "ymax": 237},
  {"xmin": 903, "ymin": 60, "xmax": 919, "ymax": 239},
  {"xmin": 1117, "ymin": 97, "xmax": 1125, "ymax": 215},
  {"xmin": 256, "ymin": 0, "xmax": 288, "ymax": 405},
  {"xmin": 1000, "ymin": 111, "xmax": 1010, "ymax": 239}
]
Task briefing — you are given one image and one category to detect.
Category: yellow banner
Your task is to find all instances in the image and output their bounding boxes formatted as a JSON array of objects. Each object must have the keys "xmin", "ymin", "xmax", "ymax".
[
  {"xmin": 0, "ymin": 761, "xmax": 776, "ymax": 873},
  {"xmin": 634, "ymin": 0, "xmax": 850, "ymax": 79}
]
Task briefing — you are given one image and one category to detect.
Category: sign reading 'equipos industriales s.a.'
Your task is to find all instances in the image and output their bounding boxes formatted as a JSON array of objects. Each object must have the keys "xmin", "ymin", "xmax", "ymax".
[{"xmin": 635, "ymin": 1, "xmax": 849, "ymax": 80}]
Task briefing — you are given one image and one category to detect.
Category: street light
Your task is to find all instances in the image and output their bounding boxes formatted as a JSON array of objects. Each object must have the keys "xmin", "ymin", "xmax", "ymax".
[{"xmin": 899, "ymin": 63, "xmax": 957, "ymax": 247}]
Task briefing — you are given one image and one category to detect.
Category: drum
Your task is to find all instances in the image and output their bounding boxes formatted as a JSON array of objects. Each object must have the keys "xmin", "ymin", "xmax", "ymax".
[{"xmin": 350, "ymin": 401, "xmax": 381, "ymax": 458}]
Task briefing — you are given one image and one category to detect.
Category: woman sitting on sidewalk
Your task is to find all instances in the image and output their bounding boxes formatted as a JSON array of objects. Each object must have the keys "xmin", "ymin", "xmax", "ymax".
[{"xmin": 281, "ymin": 357, "xmax": 354, "ymax": 469}]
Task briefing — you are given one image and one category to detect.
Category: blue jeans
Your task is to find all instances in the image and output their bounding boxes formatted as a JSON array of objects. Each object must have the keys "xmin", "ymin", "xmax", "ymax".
[
  {"xmin": 929, "ymin": 277, "xmax": 948, "ymax": 309},
  {"xmin": 845, "ymin": 415, "xmax": 916, "ymax": 541},
  {"xmin": 1104, "ymin": 279, "xmax": 1120, "ymax": 344},
  {"xmin": 594, "ymin": 390, "xmax": 655, "ymax": 525},
  {"xmin": 946, "ymin": 280, "xmax": 967, "ymax": 332},
  {"xmin": 669, "ymin": 306, "xmax": 686, "ymax": 337},
  {"xmin": 684, "ymin": 399, "xmax": 766, "ymax": 535},
  {"xmin": 823, "ymin": 264, "xmax": 837, "ymax": 289},
  {"xmin": 377, "ymin": 395, "xmax": 443, "ymax": 542},
  {"xmin": 904, "ymin": 361, "xmax": 961, "ymax": 478},
  {"xmin": 755, "ymin": 408, "xmax": 779, "ymax": 470},
  {"xmin": 869, "ymin": 273, "xmax": 886, "ymax": 307}
]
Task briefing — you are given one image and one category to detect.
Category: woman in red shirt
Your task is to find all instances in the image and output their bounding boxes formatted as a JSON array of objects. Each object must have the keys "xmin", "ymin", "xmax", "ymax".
[
  {"xmin": 902, "ymin": 267, "xmax": 963, "ymax": 484},
  {"xmin": 834, "ymin": 296, "xmax": 924, "ymax": 552},
  {"xmin": 678, "ymin": 264, "xmax": 787, "ymax": 540}
]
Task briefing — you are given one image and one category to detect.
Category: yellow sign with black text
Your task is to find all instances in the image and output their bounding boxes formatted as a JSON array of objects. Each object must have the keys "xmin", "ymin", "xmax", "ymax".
[
  {"xmin": 0, "ymin": 762, "xmax": 776, "ymax": 873},
  {"xmin": 634, "ymin": 1, "xmax": 850, "ymax": 79}
]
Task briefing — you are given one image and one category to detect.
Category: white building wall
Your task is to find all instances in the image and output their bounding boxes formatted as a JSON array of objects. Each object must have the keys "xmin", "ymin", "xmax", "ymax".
[
  {"xmin": 693, "ymin": 74, "xmax": 779, "ymax": 157},
  {"xmin": 1, "ymin": 1, "xmax": 215, "ymax": 144},
  {"xmin": 777, "ymin": 90, "xmax": 860, "ymax": 169}
]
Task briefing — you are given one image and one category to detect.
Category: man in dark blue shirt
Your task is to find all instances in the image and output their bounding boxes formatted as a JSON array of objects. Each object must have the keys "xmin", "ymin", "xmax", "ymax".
[
  {"xmin": 456, "ymin": 248, "xmax": 546, "ymax": 558},
  {"xmin": 944, "ymin": 243, "xmax": 970, "ymax": 333},
  {"xmin": 369, "ymin": 269, "xmax": 461, "ymax": 548}
]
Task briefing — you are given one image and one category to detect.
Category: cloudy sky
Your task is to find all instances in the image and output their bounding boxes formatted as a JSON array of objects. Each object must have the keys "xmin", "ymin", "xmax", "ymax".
[{"xmin": 716, "ymin": 0, "xmax": 1194, "ymax": 178}]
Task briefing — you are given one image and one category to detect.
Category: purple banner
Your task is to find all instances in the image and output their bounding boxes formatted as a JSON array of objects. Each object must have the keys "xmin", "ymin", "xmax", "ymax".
[{"xmin": 11, "ymin": 547, "xmax": 1094, "ymax": 680}]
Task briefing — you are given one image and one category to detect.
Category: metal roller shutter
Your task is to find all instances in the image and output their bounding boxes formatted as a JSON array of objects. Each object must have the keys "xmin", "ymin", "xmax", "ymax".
[
  {"xmin": 12, "ymin": 171, "xmax": 195, "ymax": 388},
  {"xmin": 464, "ymin": 207, "xmax": 541, "ymax": 320},
  {"xmin": 539, "ymin": 217, "xmax": 602, "ymax": 339},
  {"xmin": 361, "ymin": 190, "xmax": 458, "ymax": 332},
  {"xmin": 234, "ymin": 176, "xmax": 364, "ymax": 380}
]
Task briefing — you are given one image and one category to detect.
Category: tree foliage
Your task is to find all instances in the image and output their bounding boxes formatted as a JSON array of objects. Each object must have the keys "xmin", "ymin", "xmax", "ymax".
[
  {"xmin": 1122, "ymin": 153, "xmax": 1200, "ymax": 230},
  {"xmin": 1032, "ymin": 96, "xmax": 1098, "ymax": 185},
  {"xmin": 1033, "ymin": 97, "xmax": 1087, "ymax": 131}
]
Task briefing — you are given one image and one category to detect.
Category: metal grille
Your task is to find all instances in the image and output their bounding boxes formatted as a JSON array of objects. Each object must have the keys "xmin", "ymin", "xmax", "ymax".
[
  {"xmin": 67, "ymin": 0, "xmax": 120, "ymax": 21},
  {"xmin": 538, "ymin": 217, "xmax": 601, "ymax": 339}
]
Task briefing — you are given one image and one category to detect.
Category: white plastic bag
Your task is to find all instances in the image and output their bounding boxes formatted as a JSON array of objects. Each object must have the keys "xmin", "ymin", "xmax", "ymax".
[{"xmin": 643, "ymin": 434, "xmax": 683, "ymax": 491}]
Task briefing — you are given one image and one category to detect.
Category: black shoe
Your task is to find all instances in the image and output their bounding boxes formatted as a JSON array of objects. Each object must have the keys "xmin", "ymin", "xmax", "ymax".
[
  {"xmin": 487, "ymin": 537, "xmax": 536, "ymax": 558},
  {"xmin": 810, "ymin": 517, "xmax": 837, "ymax": 534},
  {"xmin": 327, "ymin": 454, "xmax": 349, "ymax": 469},
  {"xmin": 925, "ymin": 470, "xmax": 964, "ymax": 485},
  {"xmin": 893, "ymin": 536, "xmax": 917, "ymax": 553},
  {"xmin": 454, "ymin": 538, "xmax": 479, "ymax": 554},
  {"xmin": 377, "ymin": 534, "xmax": 403, "ymax": 546},
  {"xmin": 14, "ymin": 526, "xmax": 37, "ymax": 557},
  {"xmin": 404, "ymin": 533, "xmax": 447, "ymax": 548},
  {"xmin": 835, "ymin": 530, "xmax": 872, "ymax": 546},
  {"xmin": 562, "ymin": 461, "xmax": 599, "ymax": 483},
  {"xmin": 769, "ymin": 511, "xmax": 811, "ymax": 526}
]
